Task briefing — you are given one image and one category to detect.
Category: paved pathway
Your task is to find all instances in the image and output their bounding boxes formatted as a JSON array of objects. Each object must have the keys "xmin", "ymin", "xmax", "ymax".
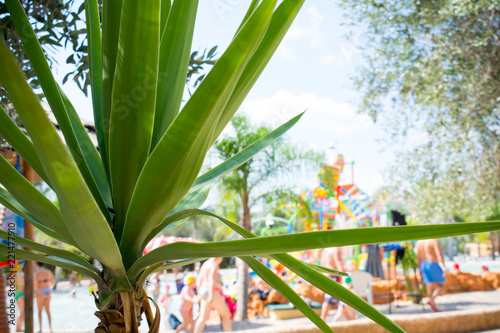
[{"xmin": 11, "ymin": 279, "xmax": 500, "ymax": 333}]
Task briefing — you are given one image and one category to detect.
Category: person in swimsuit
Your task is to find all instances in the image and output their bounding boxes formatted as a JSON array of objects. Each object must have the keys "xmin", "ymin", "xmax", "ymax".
[
  {"xmin": 34, "ymin": 262, "xmax": 55, "ymax": 332},
  {"xmin": 331, "ymin": 276, "xmax": 357, "ymax": 322},
  {"xmin": 160, "ymin": 284, "xmax": 171, "ymax": 313},
  {"xmin": 175, "ymin": 274, "xmax": 198, "ymax": 333},
  {"xmin": 320, "ymin": 247, "xmax": 345, "ymax": 321},
  {"xmin": 416, "ymin": 239, "xmax": 447, "ymax": 312},
  {"xmin": 149, "ymin": 272, "xmax": 161, "ymax": 301},
  {"xmin": 194, "ymin": 258, "xmax": 231, "ymax": 333}
]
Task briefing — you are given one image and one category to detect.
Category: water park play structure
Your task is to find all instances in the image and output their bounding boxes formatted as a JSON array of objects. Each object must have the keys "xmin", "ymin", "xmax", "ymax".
[{"xmin": 257, "ymin": 149, "xmax": 377, "ymax": 273}]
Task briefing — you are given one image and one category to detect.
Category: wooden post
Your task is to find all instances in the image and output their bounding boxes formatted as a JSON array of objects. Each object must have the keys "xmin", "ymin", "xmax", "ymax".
[{"xmin": 23, "ymin": 161, "xmax": 35, "ymax": 333}]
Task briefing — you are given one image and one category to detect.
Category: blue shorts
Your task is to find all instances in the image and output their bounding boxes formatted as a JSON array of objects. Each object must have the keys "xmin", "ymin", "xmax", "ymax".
[
  {"xmin": 420, "ymin": 261, "xmax": 445, "ymax": 284},
  {"xmin": 323, "ymin": 275, "xmax": 340, "ymax": 306}
]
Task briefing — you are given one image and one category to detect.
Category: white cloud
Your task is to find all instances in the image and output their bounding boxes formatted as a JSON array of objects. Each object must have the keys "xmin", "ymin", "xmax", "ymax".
[
  {"xmin": 287, "ymin": 7, "xmax": 323, "ymax": 48},
  {"xmin": 228, "ymin": 90, "xmax": 393, "ymax": 196},
  {"xmin": 241, "ymin": 90, "xmax": 374, "ymax": 147},
  {"xmin": 277, "ymin": 7, "xmax": 324, "ymax": 60},
  {"xmin": 277, "ymin": 43, "xmax": 293, "ymax": 61},
  {"xmin": 321, "ymin": 53, "xmax": 335, "ymax": 65}
]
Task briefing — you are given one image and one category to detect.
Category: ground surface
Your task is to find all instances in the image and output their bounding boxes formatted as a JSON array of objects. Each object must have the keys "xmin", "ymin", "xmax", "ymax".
[{"xmin": 10, "ymin": 262, "xmax": 500, "ymax": 333}]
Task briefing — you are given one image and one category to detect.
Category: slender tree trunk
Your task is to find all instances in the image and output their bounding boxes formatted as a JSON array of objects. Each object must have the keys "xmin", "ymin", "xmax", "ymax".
[
  {"xmin": 24, "ymin": 161, "xmax": 35, "ymax": 333},
  {"xmin": 235, "ymin": 194, "xmax": 251, "ymax": 321},
  {"xmin": 490, "ymin": 232, "xmax": 496, "ymax": 260},
  {"xmin": 193, "ymin": 215, "xmax": 198, "ymax": 240},
  {"xmin": 0, "ymin": 271, "xmax": 9, "ymax": 332}
]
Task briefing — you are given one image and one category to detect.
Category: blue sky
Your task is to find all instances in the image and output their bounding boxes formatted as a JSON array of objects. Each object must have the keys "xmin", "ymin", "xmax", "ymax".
[{"xmin": 55, "ymin": 1, "xmax": 400, "ymax": 196}]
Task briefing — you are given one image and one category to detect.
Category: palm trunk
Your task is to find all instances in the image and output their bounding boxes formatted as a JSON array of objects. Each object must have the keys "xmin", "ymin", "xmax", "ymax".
[
  {"xmin": 94, "ymin": 290, "xmax": 159, "ymax": 333},
  {"xmin": 235, "ymin": 195, "xmax": 251, "ymax": 321}
]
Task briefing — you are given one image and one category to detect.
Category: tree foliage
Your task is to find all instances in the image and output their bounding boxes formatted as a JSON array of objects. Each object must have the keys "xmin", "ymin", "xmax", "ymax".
[
  {"xmin": 341, "ymin": 0, "xmax": 500, "ymax": 221},
  {"xmin": 213, "ymin": 114, "xmax": 321, "ymax": 319},
  {"xmin": 0, "ymin": 0, "xmax": 84, "ymax": 106},
  {"xmin": 214, "ymin": 114, "xmax": 320, "ymax": 221},
  {"xmin": 0, "ymin": 0, "xmax": 217, "ymax": 103}
]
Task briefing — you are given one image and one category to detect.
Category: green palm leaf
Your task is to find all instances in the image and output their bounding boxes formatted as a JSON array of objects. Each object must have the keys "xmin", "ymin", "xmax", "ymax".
[
  {"xmin": 275, "ymin": 254, "xmax": 404, "ymax": 332},
  {"xmin": 192, "ymin": 112, "xmax": 304, "ymax": 192},
  {"xmin": 0, "ymin": 188, "xmax": 68, "ymax": 244},
  {"xmin": 5, "ymin": 0, "xmax": 112, "ymax": 222},
  {"xmin": 120, "ymin": 0, "xmax": 278, "ymax": 266},
  {"xmin": 0, "ymin": 230, "xmax": 98, "ymax": 274},
  {"xmin": 160, "ymin": 0, "xmax": 171, "ymax": 33},
  {"xmin": 102, "ymin": 0, "xmax": 124, "ymax": 178},
  {"xmin": 83, "ymin": 0, "xmax": 104, "ymax": 163},
  {"xmin": 134, "ymin": 258, "xmax": 204, "ymax": 291},
  {"xmin": 0, "ymin": 245, "xmax": 105, "ymax": 289},
  {"xmin": 212, "ymin": 0, "xmax": 305, "ymax": 142},
  {"xmin": 0, "ymin": 41, "xmax": 126, "ymax": 279},
  {"xmin": 0, "ymin": 156, "xmax": 74, "ymax": 243},
  {"xmin": 129, "ymin": 221, "xmax": 500, "ymax": 275},
  {"xmin": 109, "ymin": 0, "xmax": 161, "ymax": 241},
  {"xmin": 235, "ymin": 0, "xmax": 261, "ymax": 35},
  {"xmin": 142, "ymin": 112, "xmax": 304, "ymax": 248},
  {"xmin": 152, "ymin": 0, "xmax": 199, "ymax": 149},
  {"xmin": 0, "ymin": 104, "xmax": 49, "ymax": 184},
  {"xmin": 58, "ymin": 88, "xmax": 113, "ymax": 223}
]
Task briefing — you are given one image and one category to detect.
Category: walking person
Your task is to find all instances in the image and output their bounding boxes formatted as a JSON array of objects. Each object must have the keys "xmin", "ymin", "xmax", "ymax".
[
  {"xmin": 320, "ymin": 247, "xmax": 345, "ymax": 321},
  {"xmin": 194, "ymin": 258, "xmax": 231, "ymax": 333},
  {"xmin": 416, "ymin": 239, "xmax": 447, "ymax": 312},
  {"xmin": 35, "ymin": 262, "xmax": 55, "ymax": 332},
  {"xmin": 175, "ymin": 274, "xmax": 198, "ymax": 333},
  {"xmin": 331, "ymin": 276, "xmax": 357, "ymax": 322}
]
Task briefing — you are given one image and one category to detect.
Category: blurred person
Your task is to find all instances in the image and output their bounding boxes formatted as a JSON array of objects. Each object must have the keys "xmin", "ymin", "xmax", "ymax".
[
  {"xmin": 481, "ymin": 264, "xmax": 490, "ymax": 277},
  {"xmin": 320, "ymin": 247, "xmax": 345, "ymax": 321},
  {"xmin": 35, "ymin": 262, "xmax": 55, "ymax": 333},
  {"xmin": 149, "ymin": 272, "xmax": 161, "ymax": 301},
  {"xmin": 416, "ymin": 239, "xmax": 447, "ymax": 312},
  {"xmin": 89, "ymin": 280, "xmax": 99, "ymax": 299},
  {"xmin": 331, "ymin": 277, "xmax": 357, "ymax": 323},
  {"xmin": 69, "ymin": 272, "xmax": 81, "ymax": 286},
  {"xmin": 176, "ymin": 274, "xmax": 199, "ymax": 333},
  {"xmin": 194, "ymin": 262, "xmax": 201, "ymax": 276},
  {"xmin": 160, "ymin": 285, "xmax": 171, "ymax": 313},
  {"xmin": 194, "ymin": 258, "xmax": 231, "ymax": 333}
]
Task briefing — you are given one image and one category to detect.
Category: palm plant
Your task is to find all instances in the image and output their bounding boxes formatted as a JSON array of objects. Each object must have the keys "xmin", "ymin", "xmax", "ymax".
[{"xmin": 0, "ymin": 0, "xmax": 499, "ymax": 332}]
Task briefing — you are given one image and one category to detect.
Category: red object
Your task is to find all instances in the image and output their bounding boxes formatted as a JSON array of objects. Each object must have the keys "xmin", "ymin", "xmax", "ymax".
[
  {"xmin": 453, "ymin": 262, "xmax": 460, "ymax": 270},
  {"xmin": 481, "ymin": 265, "xmax": 488, "ymax": 271},
  {"xmin": 143, "ymin": 236, "xmax": 201, "ymax": 255},
  {"xmin": 225, "ymin": 295, "xmax": 237, "ymax": 319}
]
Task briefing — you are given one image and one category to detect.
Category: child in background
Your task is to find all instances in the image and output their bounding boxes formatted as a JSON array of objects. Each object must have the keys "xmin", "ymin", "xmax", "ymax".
[
  {"xmin": 160, "ymin": 285, "xmax": 171, "ymax": 313},
  {"xmin": 481, "ymin": 264, "xmax": 490, "ymax": 277},
  {"xmin": 149, "ymin": 272, "xmax": 161, "ymax": 301},
  {"xmin": 332, "ymin": 276, "xmax": 357, "ymax": 322},
  {"xmin": 176, "ymin": 274, "xmax": 199, "ymax": 333}
]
